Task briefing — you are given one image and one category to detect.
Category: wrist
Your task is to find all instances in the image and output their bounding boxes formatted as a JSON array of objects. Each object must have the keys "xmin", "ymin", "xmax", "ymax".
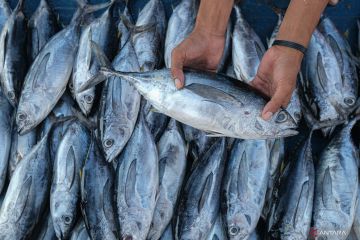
[{"xmin": 272, "ymin": 45, "xmax": 304, "ymax": 65}]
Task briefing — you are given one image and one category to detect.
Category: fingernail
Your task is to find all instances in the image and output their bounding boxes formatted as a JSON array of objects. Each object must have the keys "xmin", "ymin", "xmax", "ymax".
[
  {"xmin": 263, "ymin": 112, "xmax": 273, "ymax": 121},
  {"xmin": 174, "ymin": 78, "xmax": 182, "ymax": 89}
]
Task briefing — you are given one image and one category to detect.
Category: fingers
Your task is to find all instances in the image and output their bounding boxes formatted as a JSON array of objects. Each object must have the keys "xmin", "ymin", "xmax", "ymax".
[
  {"xmin": 262, "ymin": 89, "xmax": 291, "ymax": 120},
  {"xmin": 171, "ymin": 47, "xmax": 186, "ymax": 89},
  {"xmin": 328, "ymin": 0, "xmax": 339, "ymax": 5},
  {"xmin": 250, "ymin": 75, "xmax": 270, "ymax": 97}
]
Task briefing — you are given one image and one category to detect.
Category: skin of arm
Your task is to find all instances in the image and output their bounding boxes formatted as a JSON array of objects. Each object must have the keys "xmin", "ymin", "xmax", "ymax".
[{"xmin": 170, "ymin": 0, "xmax": 336, "ymax": 120}]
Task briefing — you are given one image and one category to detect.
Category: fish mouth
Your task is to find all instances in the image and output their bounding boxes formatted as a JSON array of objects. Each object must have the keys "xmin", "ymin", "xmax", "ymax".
[
  {"xmin": 53, "ymin": 223, "xmax": 64, "ymax": 240},
  {"xmin": 17, "ymin": 125, "xmax": 30, "ymax": 136},
  {"xmin": 278, "ymin": 128, "xmax": 299, "ymax": 138}
]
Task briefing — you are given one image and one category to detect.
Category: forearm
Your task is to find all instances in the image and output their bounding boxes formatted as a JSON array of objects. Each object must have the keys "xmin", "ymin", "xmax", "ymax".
[
  {"xmin": 277, "ymin": 0, "xmax": 329, "ymax": 47},
  {"xmin": 194, "ymin": 0, "xmax": 234, "ymax": 36}
]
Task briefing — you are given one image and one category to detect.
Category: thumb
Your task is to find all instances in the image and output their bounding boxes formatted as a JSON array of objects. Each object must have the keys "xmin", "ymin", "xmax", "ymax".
[
  {"xmin": 171, "ymin": 48, "xmax": 186, "ymax": 89},
  {"xmin": 261, "ymin": 90, "xmax": 288, "ymax": 120}
]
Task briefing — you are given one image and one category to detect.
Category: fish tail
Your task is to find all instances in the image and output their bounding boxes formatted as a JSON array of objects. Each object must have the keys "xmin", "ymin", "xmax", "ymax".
[
  {"xmin": 14, "ymin": 0, "xmax": 25, "ymax": 12},
  {"xmin": 38, "ymin": 115, "xmax": 76, "ymax": 137}
]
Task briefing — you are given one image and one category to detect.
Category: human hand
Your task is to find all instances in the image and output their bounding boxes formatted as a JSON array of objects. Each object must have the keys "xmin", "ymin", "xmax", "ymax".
[
  {"xmin": 329, "ymin": 0, "xmax": 340, "ymax": 5},
  {"xmin": 171, "ymin": 29, "xmax": 225, "ymax": 89},
  {"xmin": 250, "ymin": 45, "xmax": 303, "ymax": 120}
]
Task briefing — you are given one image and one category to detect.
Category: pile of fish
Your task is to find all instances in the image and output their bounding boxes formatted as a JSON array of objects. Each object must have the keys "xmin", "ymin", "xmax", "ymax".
[{"xmin": 0, "ymin": 0, "xmax": 359, "ymax": 239}]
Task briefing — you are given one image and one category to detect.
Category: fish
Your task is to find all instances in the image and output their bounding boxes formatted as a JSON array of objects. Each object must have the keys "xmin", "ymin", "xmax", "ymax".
[
  {"xmin": 312, "ymin": 118, "xmax": 359, "ymax": 240},
  {"xmin": 8, "ymin": 125, "xmax": 36, "ymax": 178},
  {"xmin": 117, "ymin": 4, "xmax": 133, "ymax": 49},
  {"xmin": 0, "ymin": 89, "xmax": 13, "ymax": 194},
  {"xmin": 160, "ymin": 224, "xmax": 175, "ymax": 240},
  {"xmin": 81, "ymin": 67, "xmax": 298, "ymax": 139},
  {"xmin": 50, "ymin": 121, "xmax": 91, "ymax": 240},
  {"xmin": 0, "ymin": 118, "xmax": 71, "ymax": 239},
  {"xmin": 32, "ymin": 211, "xmax": 57, "ymax": 240},
  {"xmin": 318, "ymin": 16, "xmax": 358, "ymax": 112},
  {"xmin": 142, "ymin": 100, "xmax": 170, "ymax": 142},
  {"xmin": 73, "ymin": 2, "xmax": 117, "ymax": 115},
  {"xmin": 217, "ymin": 21, "xmax": 232, "ymax": 73},
  {"xmin": 27, "ymin": 0, "xmax": 59, "ymax": 62},
  {"xmin": 232, "ymin": 5, "xmax": 266, "ymax": 83},
  {"xmin": 207, "ymin": 215, "xmax": 227, "ymax": 240},
  {"xmin": 182, "ymin": 124, "xmax": 217, "ymax": 162},
  {"xmin": 70, "ymin": 218, "xmax": 91, "ymax": 240},
  {"xmin": 0, "ymin": 0, "xmax": 27, "ymax": 106},
  {"xmin": 132, "ymin": 0, "xmax": 167, "ymax": 71},
  {"xmin": 267, "ymin": 135, "xmax": 314, "ymax": 240},
  {"xmin": 221, "ymin": 139, "xmax": 269, "ymax": 239},
  {"xmin": 99, "ymin": 8, "xmax": 141, "ymax": 162},
  {"xmin": 261, "ymin": 138, "xmax": 284, "ymax": 220},
  {"xmin": 16, "ymin": 0, "xmax": 112, "ymax": 135},
  {"xmin": 175, "ymin": 138, "xmax": 227, "ymax": 240},
  {"xmin": 164, "ymin": 0, "xmax": 198, "ymax": 68},
  {"xmin": 80, "ymin": 134, "xmax": 119, "ymax": 240},
  {"xmin": 299, "ymin": 29, "xmax": 348, "ymax": 135},
  {"xmin": 115, "ymin": 111, "xmax": 158, "ymax": 240},
  {"xmin": 147, "ymin": 119, "xmax": 187, "ymax": 240},
  {"xmin": 0, "ymin": 0, "xmax": 10, "ymax": 32},
  {"xmin": 267, "ymin": 11, "xmax": 283, "ymax": 48}
]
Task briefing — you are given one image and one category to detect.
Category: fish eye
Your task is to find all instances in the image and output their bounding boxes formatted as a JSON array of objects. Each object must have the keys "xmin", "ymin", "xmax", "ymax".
[
  {"xmin": 344, "ymin": 97, "xmax": 355, "ymax": 106},
  {"xmin": 84, "ymin": 95, "xmax": 93, "ymax": 104},
  {"xmin": 62, "ymin": 215, "xmax": 72, "ymax": 225},
  {"xmin": 275, "ymin": 111, "xmax": 288, "ymax": 123},
  {"xmin": 69, "ymin": 82, "xmax": 74, "ymax": 89},
  {"xmin": 17, "ymin": 112, "xmax": 27, "ymax": 121},
  {"xmin": 103, "ymin": 139, "xmax": 114, "ymax": 148},
  {"xmin": 229, "ymin": 226, "xmax": 240, "ymax": 236},
  {"xmin": 294, "ymin": 112, "xmax": 301, "ymax": 121},
  {"xmin": 7, "ymin": 91, "xmax": 15, "ymax": 100}
]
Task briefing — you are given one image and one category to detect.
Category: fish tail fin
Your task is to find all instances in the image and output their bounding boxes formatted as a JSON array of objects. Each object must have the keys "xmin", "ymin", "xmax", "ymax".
[
  {"xmin": 36, "ymin": 116, "xmax": 75, "ymax": 138},
  {"xmin": 70, "ymin": 106, "xmax": 97, "ymax": 130},
  {"xmin": 14, "ymin": 0, "xmax": 25, "ymax": 12},
  {"xmin": 120, "ymin": 14, "xmax": 155, "ymax": 34},
  {"xmin": 270, "ymin": 5, "xmax": 285, "ymax": 17},
  {"xmin": 91, "ymin": 41, "xmax": 111, "ymax": 69}
]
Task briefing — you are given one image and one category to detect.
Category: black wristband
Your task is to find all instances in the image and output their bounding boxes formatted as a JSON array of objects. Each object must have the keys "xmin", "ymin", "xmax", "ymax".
[{"xmin": 272, "ymin": 40, "xmax": 307, "ymax": 55}]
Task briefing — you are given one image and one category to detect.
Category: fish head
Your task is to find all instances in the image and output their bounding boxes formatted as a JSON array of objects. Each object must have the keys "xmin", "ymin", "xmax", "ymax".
[
  {"xmin": 77, "ymin": 91, "xmax": 94, "ymax": 116},
  {"xmin": 225, "ymin": 211, "xmax": 253, "ymax": 239},
  {"xmin": 16, "ymin": 101, "xmax": 39, "ymax": 135},
  {"xmin": 51, "ymin": 192, "xmax": 77, "ymax": 239},
  {"xmin": 254, "ymin": 109, "xmax": 298, "ymax": 138},
  {"xmin": 102, "ymin": 124, "xmax": 132, "ymax": 162}
]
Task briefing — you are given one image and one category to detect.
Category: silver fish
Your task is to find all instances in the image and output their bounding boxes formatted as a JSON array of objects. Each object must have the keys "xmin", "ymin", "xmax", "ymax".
[
  {"xmin": 164, "ymin": 0, "xmax": 198, "ymax": 68},
  {"xmin": 222, "ymin": 139, "xmax": 269, "ymax": 239},
  {"xmin": 352, "ymin": 184, "xmax": 360, "ymax": 239},
  {"xmin": 160, "ymin": 224, "xmax": 175, "ymax": 240},
  {"xmin": 133, "ymin": 0, "xmax": 167, "ymax": 71},
  {"xmin": 8, "ymin": 125, "xmax": 36, "ymax": 178},
  {"xmin": 0, "ymin": 0, "xmax": 27, "ymax": 106},
  {"xmin": 312, "ymin": 119, "xmax": 359, "ymax": 240},
  {"xmin": 117, "ymin": 5, "xmax": 133, "ymax": 49},
  {"xmin": 73, "ymin": 3, "xmax": 116, "ymax": 115},
  {"xmin": 299, "ymin": 29, "xmax": 347, "ymax": 134},
  {"xmin": 83, "ymin": 68, "xmax": 298, "ymax": 139},
  {"xmin": 142, "ymin": 100, "xmax": 170, "ymax": 142},
  {"xmin": 267, "ymin": 136, "xmax": 314, "ymax": 240},
  {"xmin": 0, "ymin": 119, "xmax": 64, "ymax": 239},
  {"xmin": 16, "ymin": 0, "xmax": 112, "ymax": 134},
  {"xmin": 261, "ymin": 138, "xmax": 284, "ymax": 220},
  {"xmin": 175, "ymin": 138, "xmax": 226, "ymax": 240},
  {"xmin": 32, "ymin": 211, "xmax": 57, "ymax": 240},
  {"xmin": 50, "ymin": 121, "xmax": 90, "ymax": 239},
  {"xmin": 217, "ymin": 21, "xmax": 232, "ymax": 73},
  {"xmin": 0, "ymin": 89, "xmax": 12, "ymax": 194},
  {"xmin": 99, "ymin": 9, "xmax": 141, "ymax": 162},
  {"xmin": 115, "ymin": 112, "xmax": 158, "ymax": 240},
  {"xmin": 27, "ymin": 0, "xmax": 59, "ymax": 62},
  {"xmin": 80, "ymin": 135, "xmax": 119, "ymax": 240},
  {"xmin": 147, "ymin": 119, "xmax": 187, "ymax": 240},
  {"xmin": 318, "ymin": 16, "xmax": 358, "ymax": 111},
  {"xmin": 232, "ymin": 5, "xmax": 265, "ymax": 83},
  {"xmin": 207, "ymin": 215, "xmax": 227, "ymax": 240},
  {"xmin": 70, "ymin": 218, "xmax": 91, "ymax": 240},
  {"xmin": 0, "ymin": 0, "xmax": 10, "ymax": 31}
]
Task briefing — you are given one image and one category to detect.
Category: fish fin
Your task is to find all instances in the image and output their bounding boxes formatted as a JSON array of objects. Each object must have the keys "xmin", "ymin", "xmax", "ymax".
[
  {"xmin": 1, "ymin": 30, "xmax": 8, "ymax": 66},
  {"xmin": 149, "ymin": 106, "xmax": 160, "ymax": 113},
  {"xmin": 322, "ymin": 167, "xmax": 336, "ymax": 209},
  {"xmin": 120, "ymin": 14, "xmax": 155, "ymax": 34},
  {"xmin": 14, "ymin": 176, "xmax": 32, "ymax": 222},
  {"xmin": 102, "ymin": 178, "xmax": 113, "ymax": 222},
  {"xmin": 254, "ymin": 41, "xmax": 265, "ymax": 60},
  {"xmin": 83, "ymin": 0, "xmax": 113, "ymax": 15},
  {"xmin": 158, "ymin": 157, "xmax": 167, "ymax": 186},
  {"xmin": 109, "ymin": 78, "xmax": 121, "ymax": 112},
  {"xmin": 293, "ymin": 180, "xmax": 310, "ymax": 229},
  {"xmin": 198, "ymin": 172, "xmax": 213, "ymax": 212},
  {"xmin": 237, "ymin": 150, "xmax": 248, "ymax": 197},
  {"xmin": 14, "ymin": 0, "xmax": 25, "ymax": 12},
  {"xmin": 316, "ymin": 52, "xmax": 328, "ymax": 92},
  {"xmin": 65, "ymin": 146, "xmax": 76, "ymax": 190},
  {"xmin": 205, "ymin": 132, "xmax": 226, "ymax": 138},
  {"xmin": 187, "ymin": 83, "xmax": 244, "ymax": 107},
  {"xmin": 32, "ymin": 53, "xmax": 51, "ymax": 91},
  {"xmin": 125, "ymin": 159, "xmax": 137, "ymax": 207},
  {"xmin": 90, "ymin": 41, "xmax": 111, "ymax": 69},
  {"xmin": 85, "ymin": 30, "xmax": 93, "ymax": 71},
  {"xmin": 326, "ymin": 35, "xmax": 344, "ymax": 76}
]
